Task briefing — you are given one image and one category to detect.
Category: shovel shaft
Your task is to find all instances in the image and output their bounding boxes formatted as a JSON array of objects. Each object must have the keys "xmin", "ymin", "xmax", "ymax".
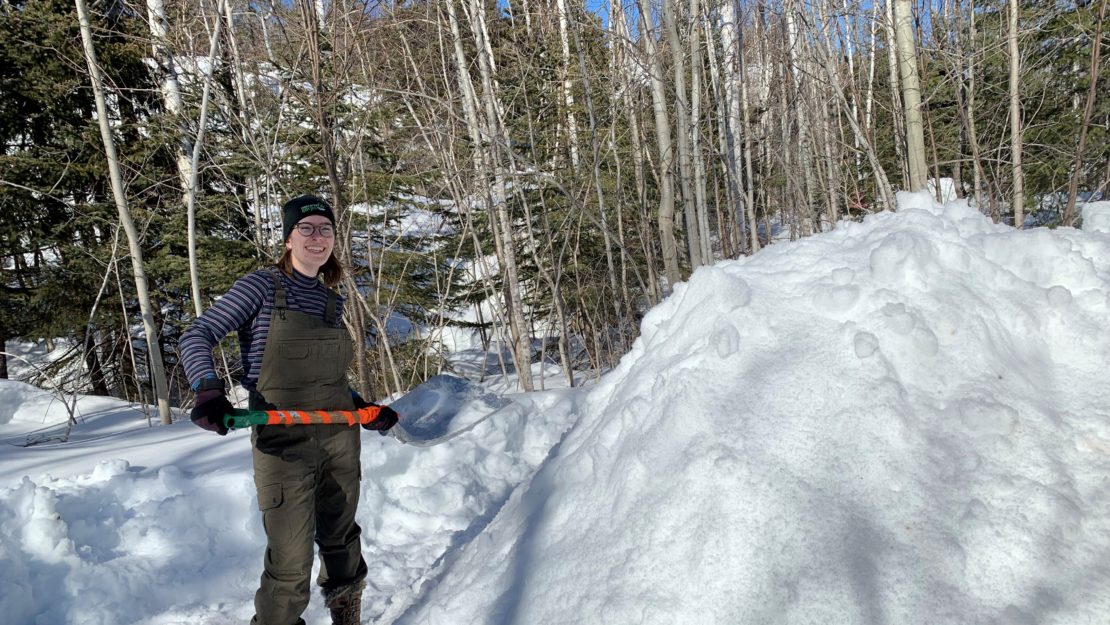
[{"xmin": 222, "ymin": 406, "xmax": 385, "ymax": 430}]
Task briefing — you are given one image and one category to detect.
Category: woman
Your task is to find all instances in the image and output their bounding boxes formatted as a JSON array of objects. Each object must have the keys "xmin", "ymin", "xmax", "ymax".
[{"xmin": 180, "ymin": 194, "xmax": 398, "ymax": 625}]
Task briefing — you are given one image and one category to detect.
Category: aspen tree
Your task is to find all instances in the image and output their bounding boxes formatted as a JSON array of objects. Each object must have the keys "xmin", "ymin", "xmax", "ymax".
[
  {"xmin": 663, "ymin": 0, "xmax": 704, "ymax": 267},
  {"xmin": 1063, "ymin": 0, "xmax": 1107, "ymax": 225},
  {"xmin": 451, "ymin": 0, "xmax": 534, "ymax": 390},
  {"xmin": 1007, "ymin": 0, "xmax": 1025, "ymax": 227},
  {"xmin": 613, "ymin": 1, "xmax": 662, "ymax": 303},
  {"xmin": 220, "ymin": 0, "xmax": 267, "ymax": 251},
  {"xmin": 638, "ymin": 0, "xmax": 682, "ymax": 291},
  {"xmin": 554, "ymin": 0, "xmax": 581, "ymax": 168},
  {"xmin": 567, "ymin": 13, "xmax": 626, "ymax": 348},
  {"xmin": 784, "ymin": 0, "xmax": 817, "ymax": 232},
  {"xmin": 883, "ymin": 0, "xmax": 908, "ymax": 188},
  {"xmin": 689, "ymin": 0, "xmax": 713, "ymax": 261},
  {"xmin": 75, "ymin": 0, "xmax": 172, "ymax": 424},
  {"xmin": 145, "ymin": 0, "xmax": 204, "ymax": 315},
  {"xmin": 894, "ymin": 0, "xmax": 928, "ymax": 191},
  {"xmin": 723, "ymin": 1, "xmax": 759, "ymax": 253},
  {"xmin": 953, "ymin": 0, "xmax": 990, "ymax": 214},
  {"xmin": 707, "ymin": 3, "xmax": 741, "ymax": 255}
]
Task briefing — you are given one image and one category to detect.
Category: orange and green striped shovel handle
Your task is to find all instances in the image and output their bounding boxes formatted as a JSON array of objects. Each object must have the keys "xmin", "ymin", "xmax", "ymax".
[{"xmin": 222, "ymin": 406, "xmax": 386, "ymax": 430}]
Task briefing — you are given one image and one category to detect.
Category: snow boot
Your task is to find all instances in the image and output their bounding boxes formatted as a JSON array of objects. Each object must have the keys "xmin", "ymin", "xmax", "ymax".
[{"xmin": 323, "ymin": 580, "xmax": 366, "ymax": 625}]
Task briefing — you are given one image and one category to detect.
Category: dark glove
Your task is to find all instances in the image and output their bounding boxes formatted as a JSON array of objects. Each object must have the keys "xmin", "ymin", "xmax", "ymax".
[
  {"xmin": 353, "ymin": 392, "xmax": 399, "ymax": 435},
  {"xmin": 364, "ymin": 405, "xmax": 399, "ymax": 435},
  {"xmin": 190, "ymin": 388, "xmax": 232, "ymax": 436}
]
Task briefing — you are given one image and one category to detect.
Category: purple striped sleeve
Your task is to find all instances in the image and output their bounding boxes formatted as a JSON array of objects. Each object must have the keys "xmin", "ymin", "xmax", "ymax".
[{"xmin": 180, "ymin": 272, "xmax": 270, "ymax": 388}]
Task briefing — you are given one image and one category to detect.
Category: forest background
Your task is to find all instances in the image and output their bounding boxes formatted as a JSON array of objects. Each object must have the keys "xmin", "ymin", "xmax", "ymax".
[{"xmin": 0, "ymin": 0, "xmax": 1106, "ymax": 423}]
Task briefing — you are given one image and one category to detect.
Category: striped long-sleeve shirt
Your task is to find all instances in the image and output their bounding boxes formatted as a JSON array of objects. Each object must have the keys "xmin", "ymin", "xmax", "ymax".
[{"xmin": 180, "ymin": 267, "xmax": 345, "ymax": 391}]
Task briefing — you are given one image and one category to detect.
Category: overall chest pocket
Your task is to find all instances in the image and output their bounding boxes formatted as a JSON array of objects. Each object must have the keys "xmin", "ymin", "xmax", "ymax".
[{"xmin": 274, "ymin": 339, "xmax": 346, "ymax": 387}]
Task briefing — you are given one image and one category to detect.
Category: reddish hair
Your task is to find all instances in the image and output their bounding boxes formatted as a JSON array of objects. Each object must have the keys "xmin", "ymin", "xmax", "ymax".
[{"xmin": 276, "ymin": 249, "xmax": 344, "ymax": 288}]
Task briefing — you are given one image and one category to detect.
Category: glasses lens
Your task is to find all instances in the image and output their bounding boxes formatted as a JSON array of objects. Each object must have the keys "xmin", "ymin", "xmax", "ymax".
[{"xmin": 296, "ymin": 224, "xmax": 334, "ymax": 237}]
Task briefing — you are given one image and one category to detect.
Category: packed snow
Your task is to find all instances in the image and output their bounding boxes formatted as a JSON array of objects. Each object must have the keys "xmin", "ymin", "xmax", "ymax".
[{"xmin": 3, "ymin": 190, "xmax": 1110, "ymax": 625}]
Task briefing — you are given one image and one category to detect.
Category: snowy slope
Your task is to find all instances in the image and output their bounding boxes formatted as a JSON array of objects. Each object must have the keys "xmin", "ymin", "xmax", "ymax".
[
  {"xmin": 3, "ymin": 191, "xmax": 1110, "ymax": 625},
  {"xmin": 397, "ymin": 192, "xmax": 1110, "ymax": 625}
]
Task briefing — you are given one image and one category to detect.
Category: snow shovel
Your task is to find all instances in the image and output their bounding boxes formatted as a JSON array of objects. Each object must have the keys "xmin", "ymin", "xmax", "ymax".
[
  {"xmin": 220, "ymin": 374, "xmax": 511, "ymax": 447},
  {"xmin": 222, "ymin": 406, "xmax": 389, "ymax": 430},
  {"xmin": 383, "ymin": 374, "xmax": 512, "ymax": 446}
]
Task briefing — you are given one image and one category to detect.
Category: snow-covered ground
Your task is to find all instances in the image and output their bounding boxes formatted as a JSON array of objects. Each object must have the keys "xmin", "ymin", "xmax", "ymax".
[{"xmin": 3, "ymin": 191, "xmax": 1110, "ymax": 625}]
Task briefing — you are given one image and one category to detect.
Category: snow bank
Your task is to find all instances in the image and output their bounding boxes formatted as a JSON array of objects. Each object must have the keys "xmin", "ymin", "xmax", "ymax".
[
  {"xmin": 400, "ymin": 191, "xmax": 1110, "ymax": 625},
  {"xmin": 1081, "ymin": 201, "xmax": 1110, "ymax": 234},
  {"xmin": 0, "ymin": 380, "xmax": 580, "ymax": 625}
]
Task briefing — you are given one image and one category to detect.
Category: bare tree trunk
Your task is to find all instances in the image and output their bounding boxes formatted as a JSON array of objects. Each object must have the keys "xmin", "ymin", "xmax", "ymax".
[
  {"xmin": 461, "ymin": 0, "xmax": 534, "ymax": 390},
  {"xmin": 185, "ymin": 1, "xmax": 226, "ymax": 318},
  {"xmin": 1064, "ymin": 0, "xmax": 1108, "ymax": 225},
  {"xmin": 815, "ymin": 1, "xmax": 842, "ymax": 227},
  {"xmin": 568, "ymin": 15, "xmax": 626, "ymax": 348},
  {"xmin": 865, "ymin": 0, "xmax": 880, "ymax": 192},
  {"xmin": 76, "ymin": 0, "xmax": 172, "ymax": 424},
  {"xmin": 613, "ymin": 3, "xmax": 662, "ymax": 303},
  {"xmin": 708, "ymin": 4, "xmax": 741, "ymax": 255},
  {"xmin": 664, "ymin": 0, "xmax": 704, "ymax": 267},
  {"xmin": 221, "ymin": 0, "xmax": 266, "ymax": 252},
  {"xmin": 689, "ymin": 0, "xmax": 712, "ymax": 262},
  {"xmin": 784, "ymin": 2, "xmax": 815, "ymax": 232},
  {"xmin": 884, "ymin": 0, "xmax": 908, "ymax": 188},
  {"xmin": 1007, "ymin": 0, "xmax": 1025, "ymax": 228},
  {"xmin": 441, "ymin": 0, "xmax": 513, "ymax": 381},
  {"xmin": 146, "ymin": 0, "xmax": 203, "ymax": 316},
  {"xmin": 894, "ymin": 0, "xmax": 927, "ymax": 191},
  {"xmin": 737, "ymin": 6, "xmax": 759, "ymax": 252},
  {"xmin": 606, "ymin": 7, "xmax": 639, "ymax": 305},
  {"xmin": 953, "ymin": 0, "xmax": 990, "ymax": 214},
  {"xmin": 638, "ymin": 0, "xmax": 682, "ymax": 291},
  {"xmin": 554, "ymin": 0, "xmax": 581, "ymax": 168},
  {"xmin": 812, "ymin": 15, "xmax": 897, "ymax": 212}
]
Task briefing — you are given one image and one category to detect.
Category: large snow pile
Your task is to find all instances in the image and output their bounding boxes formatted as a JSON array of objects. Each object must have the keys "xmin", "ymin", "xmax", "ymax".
[
  {"xmin": 3, "ymin": 192, "xmax": 1110, "ymax": 625},
  {"xmin": 400, "ymin": 192, "xmax": 1110, "ymax": 625}
]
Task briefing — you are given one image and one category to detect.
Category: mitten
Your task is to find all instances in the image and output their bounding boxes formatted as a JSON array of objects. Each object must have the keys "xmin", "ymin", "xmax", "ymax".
[
  {"xmin": 352, "ymin": 392, "xmax": 399, "ymax": 435},
  {"xmin": 364, "ymin": 405, "xmax": 399, "ymax": 435},
  {"xmin": 190, "ymin": 388, "xmax": 232, "ymax": 435}
]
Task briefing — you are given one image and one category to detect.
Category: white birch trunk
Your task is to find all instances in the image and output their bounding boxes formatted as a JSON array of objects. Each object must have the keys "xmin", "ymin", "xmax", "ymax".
[
  {"xmin": 736, "ymin": 5, "xmax": 759, "ymax": 252},
  {"xmin": 221, "ymin": 0, "xmax": 265, "ymax": 251},
  {"xmin": 638, "ymin": 0, "xmax": 682, "ymax": 291},
  {"xmin": 884, "ymin": 0, "xmax": 907, "ymax": 188},
  {"xmin": 554, "ymin": 0, "xmax": 580, "ymax": 168},
  {"xmin": 709, "ymin": 4, "xmax": 741, "ymax": 255},
  {"xmin": 785, "ymin": 1, "xmax": 817, "ymax": 230},
  {"xmin": 812, "ymin": 16, "xmax": 897, "ymax": 212},
  {"xmin": 463, "ymin": 0, "xmax": 534, "ymax": 391},
  {"xmin": 613, "ymin": 3, "xmax": 661, "ymax": 303},
  {"xmin": 1064, "ymin": 0, "xmax": 1108, "ymax": 224},
  {"xmin": 145, "ymin": 0, "xmax": 203, "ymax": 316},
  {"xmin": 185, "ymin": 2, "xmax": 225, "ymax": 318},
  {"xmin": 689, "ymin": 0, "xmax": 712, "ymax": 262},
  {"xmin": 894, "ymin": 0, "xmax": 928, "ymax": 191},
  {"xmin": 663, "ymin": 0, "xmax": 703, "ymax": 267},
  {"xmin": 76, "ymin": 0, "xmax": 172, "ymax": 425},
  {"xmin": 1007, "ymin": 0, "xmax": 1025, "ymax": 228}
]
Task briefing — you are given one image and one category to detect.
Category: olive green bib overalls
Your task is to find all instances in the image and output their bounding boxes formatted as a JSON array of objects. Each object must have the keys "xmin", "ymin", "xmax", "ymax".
[{"xmin": 249, "ymin": 270, "xmax": 367, "ymax": 625}]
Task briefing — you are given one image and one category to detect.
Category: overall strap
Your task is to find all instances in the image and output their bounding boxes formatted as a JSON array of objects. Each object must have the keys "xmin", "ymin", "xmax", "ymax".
[
  {"xmin": 266, "ymin": 268, "xmax": 288, "ymax": 313},
  {"xmin": 324, "ymin": 289, "xmax": 337, "ymax": 325}
]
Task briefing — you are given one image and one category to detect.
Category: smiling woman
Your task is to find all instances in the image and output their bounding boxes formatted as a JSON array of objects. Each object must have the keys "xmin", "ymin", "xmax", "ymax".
[
  {"xmin": 277, "ymin": 196, "xmax": 343, "ymax": 288},
  {"xmin": 177, "ymin": 194, "xmax": 399, "ymax": 625}
]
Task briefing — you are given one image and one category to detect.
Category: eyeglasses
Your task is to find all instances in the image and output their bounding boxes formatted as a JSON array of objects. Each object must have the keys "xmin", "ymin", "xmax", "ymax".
[{"xmin": 294, "ymin": 223, "xmax": 335, "ymax": 238}]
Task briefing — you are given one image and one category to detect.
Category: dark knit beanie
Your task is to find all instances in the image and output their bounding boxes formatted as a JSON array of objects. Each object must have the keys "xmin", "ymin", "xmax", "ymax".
[{"xmin": 281, "ymin": 195, "xmax": 335, "ymax": 241}]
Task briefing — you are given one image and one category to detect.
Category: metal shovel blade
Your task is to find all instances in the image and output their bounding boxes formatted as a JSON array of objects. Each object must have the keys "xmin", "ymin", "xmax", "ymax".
[{"xmin": 386, "ymin": 374, "xmax": 511, "ymax": 446}]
